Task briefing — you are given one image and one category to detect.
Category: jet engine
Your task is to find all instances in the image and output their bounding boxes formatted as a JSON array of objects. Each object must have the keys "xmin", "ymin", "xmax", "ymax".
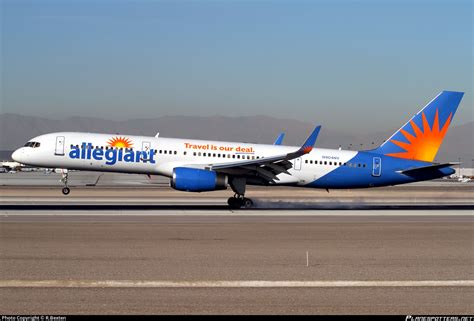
[{"xmin": 170, "ymin": 167, "xmax": 227, "ymax": 192}]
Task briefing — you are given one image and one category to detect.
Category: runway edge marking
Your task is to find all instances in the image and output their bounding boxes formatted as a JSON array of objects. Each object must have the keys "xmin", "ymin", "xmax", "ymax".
[
  {"xmin": 1, "ymin": 211, "xmax": 474, "ymax": 217},
  {"xmin": 1, "ymin": 280, "xmax": 473, "ymax": 288}
]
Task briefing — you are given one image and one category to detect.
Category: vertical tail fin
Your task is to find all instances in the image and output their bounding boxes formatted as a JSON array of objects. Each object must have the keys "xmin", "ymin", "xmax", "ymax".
[{"xmin": 373, "ymin": 91, "xmax": 464, "ymax": 162}]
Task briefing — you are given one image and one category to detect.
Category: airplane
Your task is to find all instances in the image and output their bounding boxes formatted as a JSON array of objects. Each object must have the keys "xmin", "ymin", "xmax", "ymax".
[
  {"xmin": 11, "ymin": 91, "xmax": 464, "ymax": 208},
  {"xmin": 1, "ymin": 161, "xmax": 25, "ymax": 172}
]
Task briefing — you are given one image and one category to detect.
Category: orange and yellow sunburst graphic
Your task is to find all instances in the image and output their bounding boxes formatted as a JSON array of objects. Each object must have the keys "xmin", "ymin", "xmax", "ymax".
[
  {"xmin": 386, "ymin": 109, "xmax": 452, "ymax": 162},
  {"xmin": 107, "ymin": 136, "xmax": 133, "ymax": 148}
]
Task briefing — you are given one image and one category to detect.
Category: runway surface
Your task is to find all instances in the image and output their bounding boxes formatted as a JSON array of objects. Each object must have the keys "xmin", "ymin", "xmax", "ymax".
[
  {"xmin": 1, "ymin": 181, "xmax": 473, "ymax": 208},
  {"xmin": 1, "ymin": 210, "xmax": 473, "ymax": 314},
  {"xmin": 1, "ymin": 183, "xmax": 473, "ymax": 314}
]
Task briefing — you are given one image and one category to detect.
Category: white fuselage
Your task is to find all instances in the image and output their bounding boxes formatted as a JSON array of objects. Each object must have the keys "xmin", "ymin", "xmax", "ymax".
[{"xmin": 12, "ymin": 132, "xmax": 358, "ymax": 186}]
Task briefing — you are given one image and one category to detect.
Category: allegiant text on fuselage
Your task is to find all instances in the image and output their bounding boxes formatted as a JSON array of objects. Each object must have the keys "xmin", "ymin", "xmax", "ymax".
[{"xmin": 68, "ymin": 143, "xmax": 156, "ymax": 165}]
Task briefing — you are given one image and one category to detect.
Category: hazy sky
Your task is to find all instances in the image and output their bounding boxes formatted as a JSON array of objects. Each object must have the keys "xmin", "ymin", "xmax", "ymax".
[{"xmin": 1, "ymin": 0, "xmax": 472, "ymax": 133}]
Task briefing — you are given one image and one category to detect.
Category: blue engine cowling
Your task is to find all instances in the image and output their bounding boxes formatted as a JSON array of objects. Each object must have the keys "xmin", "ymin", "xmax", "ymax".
[{"xmin": 170, "ymin": 167, "xmax": 228, "ymax": 192}]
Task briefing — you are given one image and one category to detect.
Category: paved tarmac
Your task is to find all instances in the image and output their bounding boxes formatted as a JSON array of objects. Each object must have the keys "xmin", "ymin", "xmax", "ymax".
[
  {"xmin": 1, "ymin": 181, "xmax": 473, "ymax": 208},
  {"xmin": 1, "ymin": 210, "xmax": 473, "ymax": 314},
  {"xmin": 2, "ymin": 287, "xmax": 472, "ymax": 314},
  {"xmin": 1, "ymin": 183, "xmax": 473, "ymax": 314},
  {"xmin": 0, "ymin": 171, "xmax": 169, "ymax": 186}
]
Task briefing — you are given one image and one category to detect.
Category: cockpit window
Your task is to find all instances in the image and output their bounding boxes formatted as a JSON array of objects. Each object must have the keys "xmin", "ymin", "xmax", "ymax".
[{"xmin": 24, "ymin": 141, "xmax": 40, "ymax": 148}]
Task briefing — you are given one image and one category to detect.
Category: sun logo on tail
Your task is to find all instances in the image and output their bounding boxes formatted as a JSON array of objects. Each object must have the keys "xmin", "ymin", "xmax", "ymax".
[
  {"xmin": 386, "ymin": 109, "xmax": 452, "ymax": 162},
  {"xmin": 107, "ymin": 136, "xmax": 133, "ymax": 148}
]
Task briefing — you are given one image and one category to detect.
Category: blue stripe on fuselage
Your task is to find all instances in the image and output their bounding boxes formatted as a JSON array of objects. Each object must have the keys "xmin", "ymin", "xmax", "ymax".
[{"xmin": 306, "ymin": 152, "xmax": 454, "ymax": 189}]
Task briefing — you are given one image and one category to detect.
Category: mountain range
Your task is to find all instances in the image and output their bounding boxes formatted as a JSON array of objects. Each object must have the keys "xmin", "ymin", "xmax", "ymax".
[{"xmin": 0, "ymin": 113, "xmax": 472, "ymax": 164}]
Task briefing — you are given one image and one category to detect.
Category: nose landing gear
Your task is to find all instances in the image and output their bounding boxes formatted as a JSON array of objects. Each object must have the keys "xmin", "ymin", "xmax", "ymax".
[{"xmin": 60, "ymin": 170, "xmax": 70, "ymax": 195}]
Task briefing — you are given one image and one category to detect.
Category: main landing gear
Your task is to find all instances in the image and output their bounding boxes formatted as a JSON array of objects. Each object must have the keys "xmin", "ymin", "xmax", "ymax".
[
  {"xmin": 227, "ymin": 177, "xmax": 253, "ymax": 209},
  {"xmin": 60, "ymin": 169, "xmax": 70, "ymax": 195},
  {"xmin": 227, "ymin": 195, "xmax": 253, "ymax": 209}
]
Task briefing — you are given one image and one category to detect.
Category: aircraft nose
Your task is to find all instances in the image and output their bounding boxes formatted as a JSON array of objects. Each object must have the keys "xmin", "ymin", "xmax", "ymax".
[{"xmin": 11, "ymin": 148, "xmax": 24, "ymax": 163}]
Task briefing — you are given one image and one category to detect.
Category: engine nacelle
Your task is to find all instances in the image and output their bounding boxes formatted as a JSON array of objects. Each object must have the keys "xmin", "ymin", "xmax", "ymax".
[{"xmin": 170, "ymin": 167, "xmax": 228, "ymax": 192}]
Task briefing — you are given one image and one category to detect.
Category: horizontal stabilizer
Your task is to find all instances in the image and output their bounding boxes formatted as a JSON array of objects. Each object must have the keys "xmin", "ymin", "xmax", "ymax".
[{"xmin": 397, "ymin": 162, "xmax": 459, "ymax": 175}]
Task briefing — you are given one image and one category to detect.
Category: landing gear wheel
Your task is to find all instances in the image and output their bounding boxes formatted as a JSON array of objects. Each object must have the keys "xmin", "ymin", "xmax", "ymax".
[
  {"xmin": 60, "ymin": 169, "xmax": 70, "ymax": 196},
  {"xmin": 227, "ymin": 197, "xmax": 253, "ymax": 209},
  {"xmin": 242, "ymin": 198, "xmax": 253, "ymax": 208},
  {"xmin": 62, "ymin": 187, "xmax": 70, "ymax": 195},
  {"xmin": 227, "ymin": 197, "xmax": 241, "ymax": 209}
]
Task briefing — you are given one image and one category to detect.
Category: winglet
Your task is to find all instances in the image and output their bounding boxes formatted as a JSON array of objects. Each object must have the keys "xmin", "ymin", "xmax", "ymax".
[
  {"xmin": 286, "ymin": 126, "xmax": 321, "ymax": 160},
  {"xmin": 273, "ymin": 132, "xmax": 285, "ymax": 145},
  {"xmin": 300, "ymin": 125, "xmax": 321, "ymax": 154}
]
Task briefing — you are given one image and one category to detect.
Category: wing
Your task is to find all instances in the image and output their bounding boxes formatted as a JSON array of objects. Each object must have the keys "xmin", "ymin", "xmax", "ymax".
[{"xmin": 184, "ymin": 126, "xmax": 321, "ymax": 183}]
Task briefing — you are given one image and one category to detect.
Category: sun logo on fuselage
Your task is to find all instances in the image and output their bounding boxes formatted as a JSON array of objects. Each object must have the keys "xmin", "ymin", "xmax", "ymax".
[
  {"xmin": 107, "ymin": 136, "xmax": 133, "ymax": 149},
  {"xmin": 386, "ymin": 109, "xmax": 452, "ymax": 163}
]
